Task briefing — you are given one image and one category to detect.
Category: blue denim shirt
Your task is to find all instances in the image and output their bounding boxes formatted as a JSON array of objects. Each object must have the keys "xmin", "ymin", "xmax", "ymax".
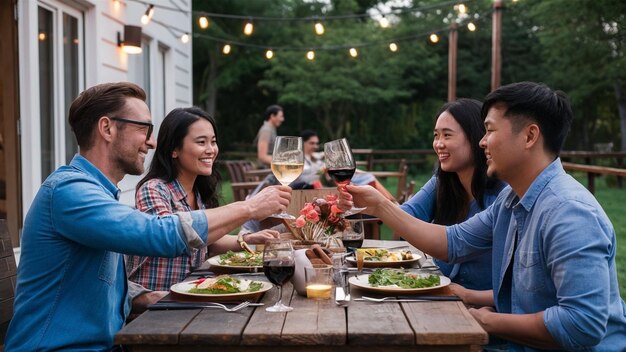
[
  {"xmin": 6, "ymin": 155, "xmax": 209, "ymax": 351},
  {"xmin": 447, "ymin": 159, "xmax": 626, "ymax": 351},
  {"xmin": 401, "ymin": 176, "xmax": 505, "ymax": 290}
]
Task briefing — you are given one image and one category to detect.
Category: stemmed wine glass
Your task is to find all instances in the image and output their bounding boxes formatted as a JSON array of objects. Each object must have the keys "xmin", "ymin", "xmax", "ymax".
[
  {"xmin": 262, "ymin": 239, "xmax": 296, "ymax": 312},
  {"xmin": 324, "ymin": 138, "xmax": 365, "ymax": 215},
  {"xmin": 270, "ymin": 136, "xmax": 304, "ymax": 219}
]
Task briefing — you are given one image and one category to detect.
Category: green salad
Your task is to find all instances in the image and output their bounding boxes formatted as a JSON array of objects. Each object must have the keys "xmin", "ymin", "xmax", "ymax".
[
  {"xmin": 218, "ymin": 250, "xmax": 262, "ymax": 267},
  {"xmin": 188, "ymin": 275, "xmax": 263, "ymax": 294},
  {"xmin": 368, "ymin": 268, "xmax": 440, "ymax": 289}
]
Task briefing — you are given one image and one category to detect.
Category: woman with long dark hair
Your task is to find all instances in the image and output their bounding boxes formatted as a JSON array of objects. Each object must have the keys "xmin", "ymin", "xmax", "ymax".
[
  {"xmin": 400, "ymin": 99, "xmax": 506, "ymax": 291},
  {"xmin": 126, "ymin": 107, "xmax": 278, "ymax": 291}
]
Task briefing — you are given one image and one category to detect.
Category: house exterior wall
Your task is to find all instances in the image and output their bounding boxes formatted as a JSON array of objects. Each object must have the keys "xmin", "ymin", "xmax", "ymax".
[{"xmin": 17, "ymin": 0, "xmax": 193, "ymax": 219}]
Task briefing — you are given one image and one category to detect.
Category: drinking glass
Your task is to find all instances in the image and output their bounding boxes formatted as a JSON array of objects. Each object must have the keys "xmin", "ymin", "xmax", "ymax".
[
  {"xmin": 263, "ymin": 239, "xmax": 296, "ymax": 312},
  {"xmin": 270, "ymin": 136, "xmax": 304, "ymax": 219},
  {"xmin": 324, "ymin": 138, "xmax": 365, "ymax": 215}
]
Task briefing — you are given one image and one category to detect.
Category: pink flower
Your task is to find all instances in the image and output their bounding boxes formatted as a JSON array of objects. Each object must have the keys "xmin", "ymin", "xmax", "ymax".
[
  {"xmin": 295, "ymin": 215, "xmax": 306, "ymax": 228},
  {"xmin": 305, "ymin": 209, "xmax": 320, "ymax": 222},
  {"xmin": 330, "ymin": 204, "xmax": 343, "ymax": 217},
  {"xmin": 300, "ymin": 203, "xmax": 314, "ymax": 216}
]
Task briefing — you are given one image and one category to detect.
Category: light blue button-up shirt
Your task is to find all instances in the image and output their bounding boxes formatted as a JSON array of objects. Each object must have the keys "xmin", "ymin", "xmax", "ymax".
[
  {"xmin": 400, "ymin": 176, "xmax": 506, "ymax": 290},
  {"xmin": 6, "ymin": 155, "xmax": 209, "ymax": 351},
  {"xmin": 447, "ymin": 159, "xmax": 626, "ymax": 351}
]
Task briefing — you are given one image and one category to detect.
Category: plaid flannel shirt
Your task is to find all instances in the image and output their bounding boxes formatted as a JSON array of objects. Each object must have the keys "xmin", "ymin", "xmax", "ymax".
[{"xmin": 126, "ymin": 178, "xmax": 207, "ymax": 291}]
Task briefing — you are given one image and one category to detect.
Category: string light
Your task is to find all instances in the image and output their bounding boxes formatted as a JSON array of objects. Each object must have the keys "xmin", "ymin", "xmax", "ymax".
[
  {"xmin": 349, "ymin": 48, "xmax": 358, "ymax": 58},
  {"xmin": 306, "ymin": 50, "xmax": 315, "ymax": 60},
  {"xmin": 38, "ymin": 32, "xmax": 46, "ymax": 41},
  {"xmin": 243, "ymin": 21, "xmax": 254, "ymax": 35},
  {"xmin": 222, "ymin": 44, "xmax": 231, "ymax": 54},
  {"xmin": 429, "ymin": 33, "xmax": 440, "ymax": 43},
  {"xmin": 265, "ymin": 49, "xmax": 274, "ymax": 59},
  {"xmin": 180, "ymin": 32, "xmax": 190, "ymax": 43},
  {"xmin": 199, "ymin": 16, "xmax": 209, "ymax": 29},
  {"xmin": 389, "ymin": 42, "xmax": 398, "ymax": 52},
  {"xmin": 141, "ymin": 4, "xmax": 155, "ymax": 25},
  {"xmin": 379, "ymin": 15, "xmax": 390, "ymax": 28},
  {"xmin": 457, "ymin": 4, "xmax": 467, "ymax": 14},
  {"xmin": 314, "ymin": 21, "xmax": 325, "ymax": 35},
  {"xmin": 467, "ymin": 22, "xmax": 476, "ymax": 31}
]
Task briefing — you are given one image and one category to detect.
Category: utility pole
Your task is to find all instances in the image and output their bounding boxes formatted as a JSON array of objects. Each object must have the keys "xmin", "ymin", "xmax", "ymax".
[
  {"xmin": 448, "ymin": 22, "xmax": 458, "ymax": 102},
  {"xmin": 491, "ymin": 0, "xmax": 503, "ymax": 91}
]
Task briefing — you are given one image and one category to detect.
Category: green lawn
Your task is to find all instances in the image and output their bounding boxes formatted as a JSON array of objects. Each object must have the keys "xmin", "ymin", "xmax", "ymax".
[{"xmin": 220, "ymin": 172, "xmax": 626, "ymax": 300}]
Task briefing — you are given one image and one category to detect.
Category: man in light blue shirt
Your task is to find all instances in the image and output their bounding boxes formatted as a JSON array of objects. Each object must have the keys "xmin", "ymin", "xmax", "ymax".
[
  {"xmin": 342, "ymin": 82, "xmax": 626, "ymax": 351},
  {"xmin": 5, "ymin": 82, "xmax": 291, "ymax": 351}
]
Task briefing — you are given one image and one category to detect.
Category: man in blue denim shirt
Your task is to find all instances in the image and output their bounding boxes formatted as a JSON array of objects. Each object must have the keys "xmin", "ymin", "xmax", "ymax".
[
  {"xmin": 342, "ymin": 82, "xmax": 626, "ymax": 351},
  {"xmin": 5, "ymin": 82, "xmax": 291, "ymax": 351}
]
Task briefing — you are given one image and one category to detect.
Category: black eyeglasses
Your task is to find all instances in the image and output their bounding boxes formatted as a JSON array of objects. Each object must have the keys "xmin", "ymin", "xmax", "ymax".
[{"xmin": 110, "ymin": 117, "xmax": 154, "ymax": 140}]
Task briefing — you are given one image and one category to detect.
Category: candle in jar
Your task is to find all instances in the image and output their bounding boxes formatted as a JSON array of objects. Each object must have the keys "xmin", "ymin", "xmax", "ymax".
[{"xmin": 306, "ymin": 284, "xmax": 332, "ymax": 299}]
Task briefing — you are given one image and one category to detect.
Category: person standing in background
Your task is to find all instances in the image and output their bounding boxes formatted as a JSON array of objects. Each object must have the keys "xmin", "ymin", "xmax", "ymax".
[{"xmin": 255, "ymin": 104, "xmax": 284, "ymax": 167}]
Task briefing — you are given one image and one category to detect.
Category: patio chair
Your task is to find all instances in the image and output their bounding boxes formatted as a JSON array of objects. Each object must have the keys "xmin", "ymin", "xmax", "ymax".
[
  {"xmin": 224, "ymin": 160, "xmax": 272, "ymax": 202},
  {"xmin": 0, "ymin": 220, "xmax": 16, "ymax": 350}
]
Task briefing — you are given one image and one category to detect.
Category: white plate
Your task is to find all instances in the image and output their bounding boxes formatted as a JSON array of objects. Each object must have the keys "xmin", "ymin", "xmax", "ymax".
[
  {"xmin": 345, "ymin": 254, "xmax": 421, "ymax": 268},
  {"xmin": 349, "ymin": 273, "xmax": 450, "ymax": 294},
  {"xmin": 207, "ymin": 254, "xmax": 263, "ymax": 271},
  {"xmin": 170, "ymin": 280, "xmax": 272, "ymax": 298}
]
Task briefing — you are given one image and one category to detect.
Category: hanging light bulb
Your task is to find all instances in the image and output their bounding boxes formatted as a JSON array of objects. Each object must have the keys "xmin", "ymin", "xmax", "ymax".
[
  {"xmin": 306, "ymin": 50, "xmax": 315, "ymax": 60},
  {"xmin": 457, "ymin": 4, "xmax": 467, "ymax": 14},
  {"xmin": 199, "ymin": 16, "xmax": 209, "ymax": 29},
  {"xmin": 141, "ymin": 4, "xmax": 154, "ymax": 25},
  {"xmin": 389, "ymin": 42, "xmax": 398, "ymax": 52},
  {"xmin": 429, "ymin": 33, "xmax": 440, "ymax": 43},
  {"xmin": 314, "ymin": 21, "xmax": 325, "ymax": 35},
  {"xmin": 265, "ymin": 49, "xmax": 274, "ymax": 59},
  {"xmin": 180, "ymin": 32, "xmax": 190, "ymax": 43},
  {"xmin": 467, "ymin": 22, "xmax": 476, "ymax": 31},
  {"xmin": 222, "ymin": 44, "xmax": 231, "ymax": 55},
  {"xmin": 379, "ymin": 15, "xmax": 390, "ymax": 28},
  {"xmin": 349, "ymin": 48, "xmax": 358, "ymax": 58},
  {"xmin": 243, "ymin": 21, "xmax": 254, "ymax": 36}
]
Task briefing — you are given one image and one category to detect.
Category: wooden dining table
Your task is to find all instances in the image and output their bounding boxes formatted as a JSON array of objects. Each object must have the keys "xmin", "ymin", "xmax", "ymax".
[{"xmin": 115, "ymin": 240, "xmax": 488, "ymax": 351}]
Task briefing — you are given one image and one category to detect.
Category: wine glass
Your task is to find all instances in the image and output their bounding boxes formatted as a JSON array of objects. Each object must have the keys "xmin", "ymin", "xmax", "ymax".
[
  {"xmin": 262, "ymin": 239, "xmax": 296, "ymax": 312},
  {"xmin": 324, "ymin": 138, "xmax": 365, "ymax": 215},
  {"xmin": 270, "ymin": 136, "xmax": 304, "ymax": 219}
]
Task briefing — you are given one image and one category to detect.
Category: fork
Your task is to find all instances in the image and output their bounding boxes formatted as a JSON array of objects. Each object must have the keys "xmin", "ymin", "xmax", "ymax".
[
  {"xmin": 358, "ymin": 296, "xmax": 400, "ymax": 302},
  {"xmin": 148, "ymin": 301, "xmax": 252, "ymax": 311},
  {"xmin": 210, "ymin": 301, "xmax": 251, "ymax": 311}
]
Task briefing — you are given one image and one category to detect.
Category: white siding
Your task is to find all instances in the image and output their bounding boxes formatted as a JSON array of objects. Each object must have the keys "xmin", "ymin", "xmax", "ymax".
[{"xmin": 18, "ymin": 0, "xmax": 194, "ymax": 212}]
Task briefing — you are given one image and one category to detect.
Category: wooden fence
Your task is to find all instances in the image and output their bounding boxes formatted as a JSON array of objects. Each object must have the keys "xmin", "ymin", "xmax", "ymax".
[{"xmin": 221, "ymin": 150, "xmax": 626, "ymax": 193}]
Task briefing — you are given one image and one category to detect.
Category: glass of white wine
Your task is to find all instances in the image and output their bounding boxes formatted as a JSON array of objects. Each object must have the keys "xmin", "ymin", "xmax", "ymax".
[{"xmin": 270, "ymin": 136, "xmax": 304, "ymax": 219}]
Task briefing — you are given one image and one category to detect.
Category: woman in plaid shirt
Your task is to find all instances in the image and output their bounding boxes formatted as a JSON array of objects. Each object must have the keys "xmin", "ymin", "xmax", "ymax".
[{"xmin": 125, "ymin": 107, "xmax": 278, "ymax": 291}]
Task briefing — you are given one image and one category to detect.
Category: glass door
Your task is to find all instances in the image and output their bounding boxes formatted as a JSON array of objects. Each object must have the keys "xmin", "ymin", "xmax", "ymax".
[{"xmin": 37, "ymin": 1, "xmax": 83, "ymax": 180}]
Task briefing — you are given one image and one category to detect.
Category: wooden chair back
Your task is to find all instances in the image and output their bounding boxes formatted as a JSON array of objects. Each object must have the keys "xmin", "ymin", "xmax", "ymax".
[
  {"xmin": 0, "ymin": 220, "xmax": 16, "ymax": 349},
  {"xmin": 224, "ymin": 160, "xmax": 272, "ymax": 202},
  {"xmin": 224, "ymin": 160, "xmax": 258, "ymax": 183}
]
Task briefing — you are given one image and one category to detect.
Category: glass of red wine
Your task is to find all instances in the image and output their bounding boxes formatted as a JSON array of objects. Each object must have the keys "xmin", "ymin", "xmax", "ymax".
[
  {"xmin": 324, "ymin": 138, "xmax": 365, "ymax": 216},
  {"xmin": 262, "ymin": 239, "xmax": 296, "ymax": 312},
  {"xmin": 341, "ymin": 220, "xmax": 364, "ymax": 254}
]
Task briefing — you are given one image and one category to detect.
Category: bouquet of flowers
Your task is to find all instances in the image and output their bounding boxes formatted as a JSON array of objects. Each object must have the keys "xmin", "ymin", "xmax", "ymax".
[{"xmin": 293, "ymin": 194, "xmax": 349, "ymax": 248}]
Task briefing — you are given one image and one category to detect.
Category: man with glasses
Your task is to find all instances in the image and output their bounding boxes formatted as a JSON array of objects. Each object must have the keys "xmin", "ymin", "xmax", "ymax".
[{"xmin": 6, "ymin": 82, "xmax": 292, "ymax": 351}]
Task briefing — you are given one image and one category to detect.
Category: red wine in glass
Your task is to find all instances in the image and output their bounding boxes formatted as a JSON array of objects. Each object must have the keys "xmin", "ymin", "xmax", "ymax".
[
  {"xmin": 263, "ymin": 261, "xmax": 295, "ymax": 285},
  {"xmin": 327, "ymin": 167, "xmax": 356, "ymax": 186},
  {"xmin": 263, "ymin": 239, "xmax": 295, "ymax": 312}
]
